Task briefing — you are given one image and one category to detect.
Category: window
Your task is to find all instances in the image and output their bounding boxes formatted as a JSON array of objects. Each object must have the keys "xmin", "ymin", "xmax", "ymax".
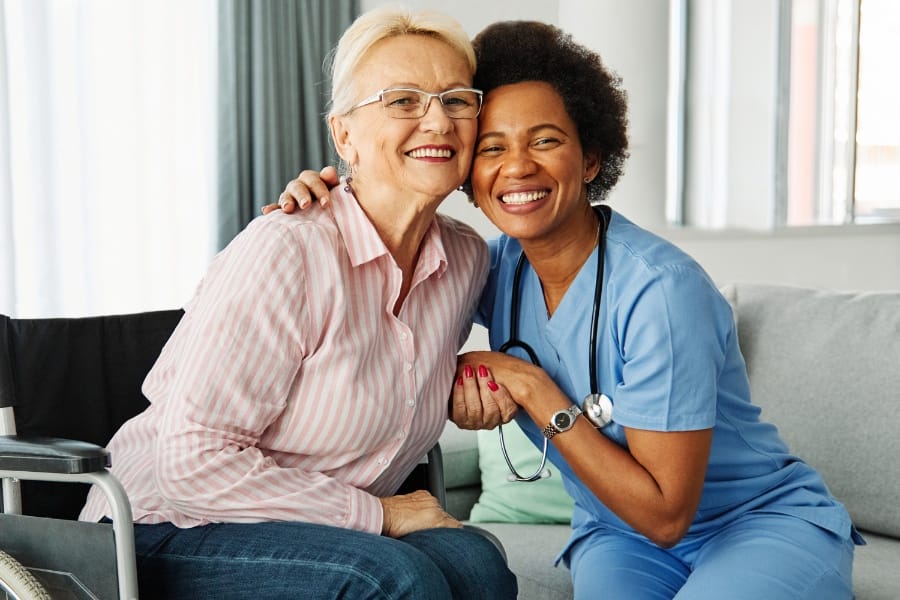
[
  {"xmin": 671, "ymin": 0, "xmax": 900, "ymax": 229},
  {"xmin": 1, "ymin": 0, "xmax": 217, "ymax": 317},
  {"xmin": 853, "ymin": 0, "xmax": 900, "ymax": 222}
]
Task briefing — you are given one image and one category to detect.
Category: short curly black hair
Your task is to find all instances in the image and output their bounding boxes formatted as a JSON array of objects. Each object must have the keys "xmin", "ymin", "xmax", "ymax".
[{"xmin": 472, "ymin": 21, "xmax": 629, "ymax": 202}]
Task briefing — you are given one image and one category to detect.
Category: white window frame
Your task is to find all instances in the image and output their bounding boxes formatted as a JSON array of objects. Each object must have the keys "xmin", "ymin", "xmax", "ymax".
[{"xmin": 668, "ymin": 0, "xmax": 882, "ymax": 230}]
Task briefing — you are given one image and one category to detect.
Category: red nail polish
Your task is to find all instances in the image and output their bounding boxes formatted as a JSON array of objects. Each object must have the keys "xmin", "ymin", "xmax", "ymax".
[
  {"xmin": 487, "ymin": 381, "xmax": 499, "ymax": 392},
  {"xmin": 457, "ymin": 376, "xmax": 464, "ymax": 386},
  {"xmin": 464, "ymin": 365, "xmax": 474, "ymax": 378},
  {"xmin": 478, "ymin": 365, "xmax": 488, "ymax": 378}
]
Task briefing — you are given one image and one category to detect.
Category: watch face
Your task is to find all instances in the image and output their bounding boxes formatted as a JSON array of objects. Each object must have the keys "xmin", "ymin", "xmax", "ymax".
[{"xmin": 553, "ymin": 412, "xmax": 572, "ymax": 429}]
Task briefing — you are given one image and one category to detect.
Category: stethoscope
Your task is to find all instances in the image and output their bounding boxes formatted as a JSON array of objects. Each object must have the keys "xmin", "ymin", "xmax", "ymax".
[{"xmin": 498, "ymin": 206, "xmax": 614, "ymax": 482}]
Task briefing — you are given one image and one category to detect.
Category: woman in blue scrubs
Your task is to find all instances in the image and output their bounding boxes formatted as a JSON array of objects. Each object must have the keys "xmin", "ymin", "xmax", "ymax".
[
  {"xmin": 449, "ymin": 21, "xmax": 861, "ymax": 599},
  {"xmin": 273, "ymin": 19, "xmax": 861, "ymax": 599}
]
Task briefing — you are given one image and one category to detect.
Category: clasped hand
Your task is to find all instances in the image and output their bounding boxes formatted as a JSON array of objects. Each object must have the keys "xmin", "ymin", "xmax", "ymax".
[{"xmin": 450, "ymin": 352, "xmax": 522, "ymax": 430}]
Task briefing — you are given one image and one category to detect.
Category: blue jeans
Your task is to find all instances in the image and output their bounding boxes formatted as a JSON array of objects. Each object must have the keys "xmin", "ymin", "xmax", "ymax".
[{"xmin": 131, "ymin": 520, "xmax": 516, "ymax": 599}]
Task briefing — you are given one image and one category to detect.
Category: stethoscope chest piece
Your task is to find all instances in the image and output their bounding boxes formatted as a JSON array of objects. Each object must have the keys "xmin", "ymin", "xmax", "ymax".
[{"xmin": 582, "ymin": 393, "xmax": 613, "ymax": 428}]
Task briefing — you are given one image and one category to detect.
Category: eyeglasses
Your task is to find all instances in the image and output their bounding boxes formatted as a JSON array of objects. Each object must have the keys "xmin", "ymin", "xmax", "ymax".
[{"xmin": 350, "ymin": 87, "xmax": 483, "ymax": 119}]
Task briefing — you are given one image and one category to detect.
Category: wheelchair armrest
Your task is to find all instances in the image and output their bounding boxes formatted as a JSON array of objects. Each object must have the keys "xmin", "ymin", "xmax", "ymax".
[
  {"xmin": 0, "ymin": 435, "xmax": 110, "ymax": 474},
  {"xmin": 426, "ymin": 443, "xmax": 446, "ymax": 510}
]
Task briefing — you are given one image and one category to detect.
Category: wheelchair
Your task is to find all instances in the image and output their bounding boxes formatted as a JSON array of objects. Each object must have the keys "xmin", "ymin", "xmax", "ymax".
[{"xmin": 0, "ymin": 310, "xmax": 447, "ymax": 599}]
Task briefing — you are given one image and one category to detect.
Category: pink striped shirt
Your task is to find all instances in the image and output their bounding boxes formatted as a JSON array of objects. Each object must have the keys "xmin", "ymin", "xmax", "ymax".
[{"xmin": 79, "ymin": 186, "xmax": 488, "ymax": 534}]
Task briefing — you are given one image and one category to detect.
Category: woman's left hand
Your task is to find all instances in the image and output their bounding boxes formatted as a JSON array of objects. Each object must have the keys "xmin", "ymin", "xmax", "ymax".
[{"xmin": 380, "ymin": 490, "xmax": 461, "ymax": 538}]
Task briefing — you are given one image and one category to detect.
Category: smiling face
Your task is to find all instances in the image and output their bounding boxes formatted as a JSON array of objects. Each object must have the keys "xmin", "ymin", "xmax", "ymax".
[
  {"xmin": 329, "ymin": 34, "xmax": 477, "ymax": 204},
  {"xmin": 471, "ymin": 81, "xmax": 600, "ymax": 245}
]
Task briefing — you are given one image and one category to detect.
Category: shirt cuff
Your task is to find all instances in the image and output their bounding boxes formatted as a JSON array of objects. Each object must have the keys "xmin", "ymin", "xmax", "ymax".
[{"xmin": 344, "ymin": 485, "xmax": 384, "ymax": 535}]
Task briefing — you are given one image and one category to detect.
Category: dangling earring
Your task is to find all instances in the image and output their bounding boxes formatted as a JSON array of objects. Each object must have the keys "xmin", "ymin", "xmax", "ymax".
[{"xmin": 344, "ymin": 165, "xmax": 356, "ymax": 193}]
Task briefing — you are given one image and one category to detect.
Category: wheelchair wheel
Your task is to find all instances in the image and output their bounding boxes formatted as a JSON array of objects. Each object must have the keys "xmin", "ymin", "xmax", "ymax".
[{"xmin": 0, "ymin": 551, "xmax": 50, "ymax": 600}]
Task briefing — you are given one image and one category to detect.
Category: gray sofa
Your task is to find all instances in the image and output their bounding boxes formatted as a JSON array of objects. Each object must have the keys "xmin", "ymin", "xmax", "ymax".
[{"xmin": 440, "ymin": 283, "xmax": 900, "ymax": 599}]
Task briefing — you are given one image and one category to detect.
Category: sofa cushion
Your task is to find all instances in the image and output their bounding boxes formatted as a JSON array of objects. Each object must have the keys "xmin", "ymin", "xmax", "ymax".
[
  {"xmin": 469, "ymin": 423, "xmax": 573, "ymax": 524},
  {"xmin": 471, "ymin": 522, "xmax": 573, "ymax": 600},
  {"xmin": 852, "ymin": 531, "xmax": 900, "ymax": 599},
  {"xmin": 726, "ymin": 284, "xmax": 900, "ymax": 538}
]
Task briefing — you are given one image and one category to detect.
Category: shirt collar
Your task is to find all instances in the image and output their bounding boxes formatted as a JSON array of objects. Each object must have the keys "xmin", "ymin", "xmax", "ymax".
[
  {"xmin": 330, "ymin": 183, "xmax": 387, "ymax": 267},
  {"xmin": 329, "ymin": 180, "xmax": 449, "ymax": 280},
  {"xmin": 415, "ymin": 218, "xmax": 449, "ymax": 282}
]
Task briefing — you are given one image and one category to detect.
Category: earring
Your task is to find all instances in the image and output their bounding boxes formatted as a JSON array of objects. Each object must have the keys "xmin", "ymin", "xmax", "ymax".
[
  {"xmin": 343, "ymin": 168, "xmax": 355, "ymax": 193},
  {"xmin": 583, "ymin": 176, "xmax": 591, "ymax": 183}
]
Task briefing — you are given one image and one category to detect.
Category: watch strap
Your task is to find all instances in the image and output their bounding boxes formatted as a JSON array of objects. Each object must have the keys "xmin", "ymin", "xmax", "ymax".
[{"xmin": 542, "ymin": 406, "xmax": 582, "ymax": 439}]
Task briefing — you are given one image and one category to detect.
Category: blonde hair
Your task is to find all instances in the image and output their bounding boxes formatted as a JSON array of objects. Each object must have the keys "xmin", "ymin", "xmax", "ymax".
[{"xmin": 327, "ymin": 6, "xmax": 476, "ymax": 117}]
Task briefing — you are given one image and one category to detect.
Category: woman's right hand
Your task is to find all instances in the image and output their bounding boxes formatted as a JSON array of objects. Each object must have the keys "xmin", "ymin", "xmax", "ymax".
[
  {"xmin": 380, "ymin": 490, "xmax": 462, "ymax": 538},
  {"xmin": 260, "ymin": 165, "xmax": 341, "ymax": 215}
]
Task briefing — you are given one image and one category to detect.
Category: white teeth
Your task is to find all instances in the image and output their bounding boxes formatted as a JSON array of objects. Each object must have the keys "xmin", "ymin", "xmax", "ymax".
[
  {"xmin": 500, "ymin": 190, "xmax": 548, "ymax": 204},
  {"xmin": 407, "ymin": 148, "xmax": 452, "ymax": 159}
]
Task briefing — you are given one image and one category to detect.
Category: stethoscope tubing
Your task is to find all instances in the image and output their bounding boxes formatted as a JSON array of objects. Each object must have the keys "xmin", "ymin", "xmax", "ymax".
[{"xmin": 497, "ymin": 206, "xmax": 611, "ymax": 483}]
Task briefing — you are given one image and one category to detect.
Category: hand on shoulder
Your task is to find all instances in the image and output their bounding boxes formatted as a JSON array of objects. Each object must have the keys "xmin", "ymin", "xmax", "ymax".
[{"xmin": 261, "ymin": 166, "xmax": 341, "ymax": 215}]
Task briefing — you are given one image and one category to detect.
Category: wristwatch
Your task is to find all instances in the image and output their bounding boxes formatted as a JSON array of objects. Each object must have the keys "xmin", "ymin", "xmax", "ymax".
[{"xmin": 542, "ymin": 406, "xmax": 583, "ymax": 439}]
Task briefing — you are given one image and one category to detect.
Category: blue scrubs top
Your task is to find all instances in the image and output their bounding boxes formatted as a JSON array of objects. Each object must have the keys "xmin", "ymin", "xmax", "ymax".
[{"xmin": 477, "ymin": 210, "xmax": 855, "ymax": 550}]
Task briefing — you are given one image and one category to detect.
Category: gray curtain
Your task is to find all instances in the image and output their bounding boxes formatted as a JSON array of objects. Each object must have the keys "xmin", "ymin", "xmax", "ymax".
[{"xmin": 217, "ymin": 0, "xmax": 356, "ymax": 249}]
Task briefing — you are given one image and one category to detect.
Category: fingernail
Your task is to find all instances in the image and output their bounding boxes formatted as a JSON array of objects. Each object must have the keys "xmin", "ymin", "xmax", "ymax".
[
  {"xmin": 478, "ymin": 365, "xmax": 488, "ymax": 378},
  {"xmin": 487, "ymin": 381, "xmax": 499, "ymax": 392},
  {"xmin": 456, "ymin": 376, "xmax": 463, "ymax": 386},
  {"xmin": 464, "ymin": 365, "xmax": 474, "ymax": 378},
  {"xmin": 300, "ymin": 199, "xmax": 309, "ymax": 209}
]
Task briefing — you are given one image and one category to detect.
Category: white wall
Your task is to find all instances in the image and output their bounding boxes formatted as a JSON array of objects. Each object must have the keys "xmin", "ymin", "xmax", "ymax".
[
  {"xmin": 362, "ymin": 0, "xmax": 900, "ymax": 292},
  {"xmin": 669, "ymin": 225, "xmax": 900, "ymax": 291}
]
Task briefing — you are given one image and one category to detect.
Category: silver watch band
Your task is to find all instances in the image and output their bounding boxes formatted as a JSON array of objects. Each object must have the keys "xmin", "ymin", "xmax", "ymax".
[
  {"xmin": 542, "ymin": 406, "xmax": 582, "ymax": 439},
  {"xmin": 542, "ymin": 423, "xmax": 559, "ymax": 439}
]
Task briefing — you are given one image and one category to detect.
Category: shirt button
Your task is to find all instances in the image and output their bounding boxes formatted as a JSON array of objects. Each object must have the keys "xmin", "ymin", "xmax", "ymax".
[
  {"xmin": 406, "ymin": 398, "xmax": 415, "ymax": 407},
  {"xmin": 405, "ymin": 362, "xmax": 413, "ymax": 372},
  {"xmin": 377, "ymin": 456, "xmax": 387, "ymax": 465},
  {"xmin": 397, "ymin": 431, "xmax": 406, "ymax": 440},
  {"xmin": 399, "ymin": 331, "xmax": 408, "ymax": 341}
]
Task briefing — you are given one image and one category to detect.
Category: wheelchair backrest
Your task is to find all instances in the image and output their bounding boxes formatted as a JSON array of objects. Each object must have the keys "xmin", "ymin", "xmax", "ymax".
[{"xmin": 0, "ymin": 309, "xmax": 184, "ymax": 518}]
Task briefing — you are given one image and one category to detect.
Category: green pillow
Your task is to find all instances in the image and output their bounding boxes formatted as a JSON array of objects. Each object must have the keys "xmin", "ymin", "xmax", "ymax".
[{"xmin": 469, "ymin": 421, "xmax": 573, "ymax": 523}]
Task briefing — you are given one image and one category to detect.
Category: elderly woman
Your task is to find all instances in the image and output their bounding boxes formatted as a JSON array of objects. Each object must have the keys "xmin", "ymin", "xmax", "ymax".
[
  {"xmin": 276, "ymin": 19, "xmax": 861, "ymax": 600},
  {"xmin": 79, "ymin": 7, "xmax": 516, "ymax": 599}
]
